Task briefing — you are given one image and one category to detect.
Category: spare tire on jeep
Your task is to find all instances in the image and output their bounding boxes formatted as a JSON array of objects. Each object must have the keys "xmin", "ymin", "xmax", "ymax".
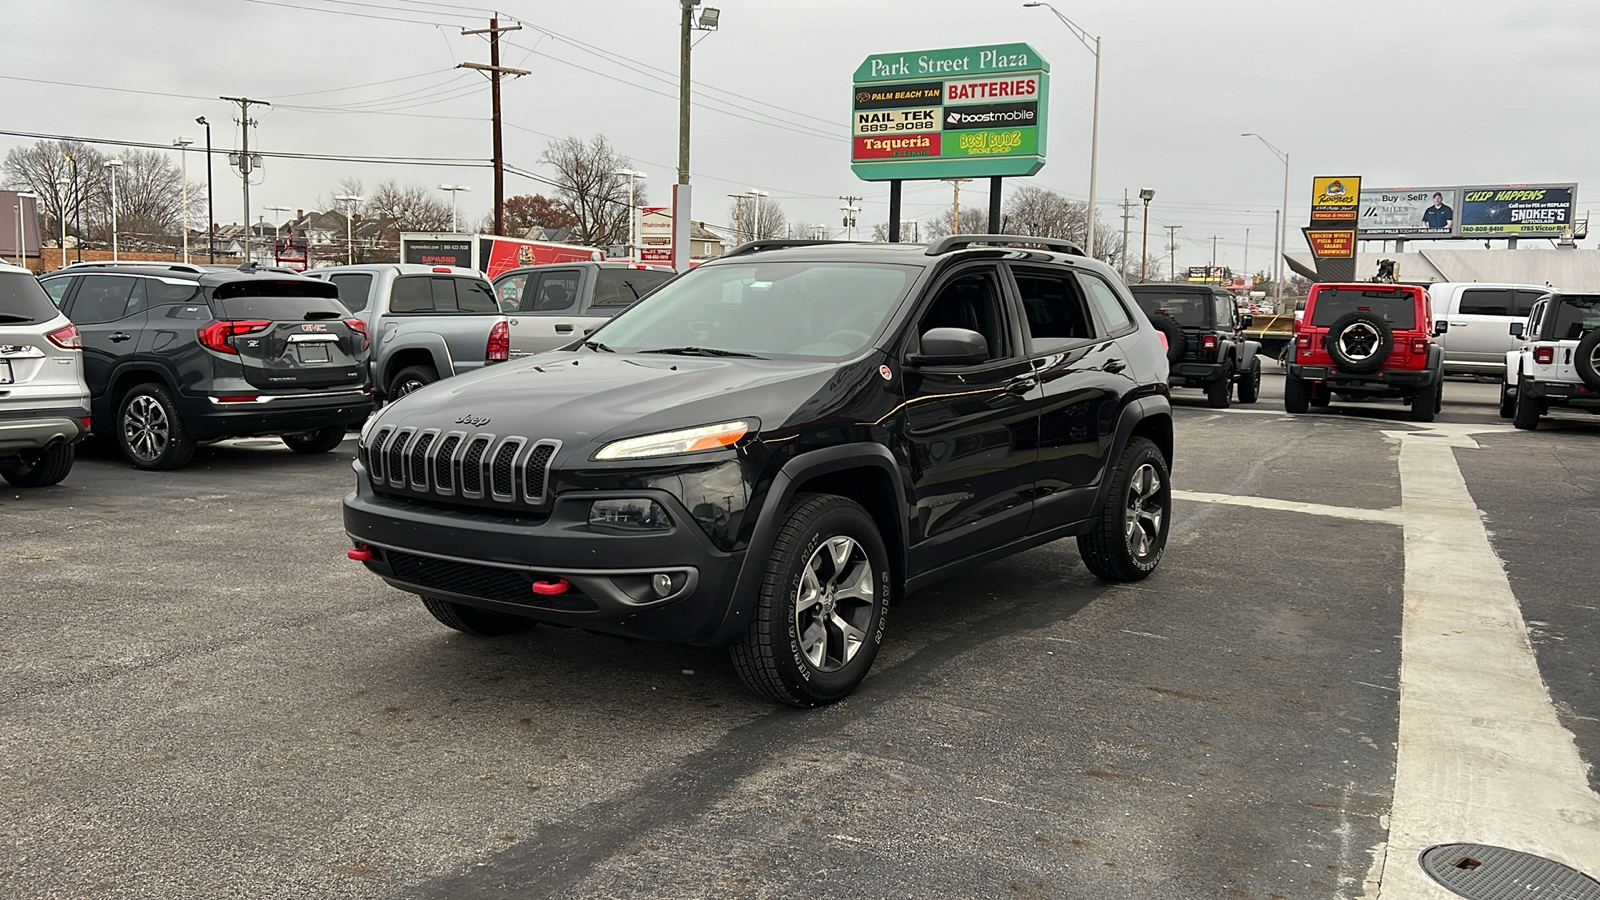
[
  {"xmin": 1576, "ymin": 330, "xmax": 1600, "ymax": 390},
  {"xmin": 1325, "ymin": 311, "xmax": 1394, "ymax": 374},
  {"xmin": 1147, "ymin": 312, "xmax": 1184, "ymax": 363}
]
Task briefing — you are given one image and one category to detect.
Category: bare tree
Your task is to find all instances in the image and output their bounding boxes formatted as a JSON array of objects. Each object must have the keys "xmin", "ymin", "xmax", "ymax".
[
  {"xmin": 322, "ymin": 176, "xmax": 368, "ymax": 218},
  {"xmin": 870, "ymin": 221, "xmax": 921, "ymax": 242},
  {"xmin": 726, "ymin": 194, "xmax": 788, "ymax": 243},
  {"xmin": 540, "ymin": 135, "xmax": 641, "ymax": 247},
  {"xmin": 1002, "ymin": 186, "xmax": 1123, "ymax": 268},
  {"xmin": 3, "ymin": 140, "xmax": 111, "ymax": 244},
  {"xmin": 367, "ymin": 180, "xmax": 453, "ymax": 232},
  {"xmin": 109, "ymin": 149, "xmax": 186, "ymax": 242},
  {"xmin": 922, "ymin": 206, "xmax": 989, "ymax": 239}
]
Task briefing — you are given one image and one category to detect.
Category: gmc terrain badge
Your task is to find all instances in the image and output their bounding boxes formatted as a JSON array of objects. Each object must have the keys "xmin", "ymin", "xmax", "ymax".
[{"xmin": 455, "ymin": 414, "xmax": 491, "ymax": 427}]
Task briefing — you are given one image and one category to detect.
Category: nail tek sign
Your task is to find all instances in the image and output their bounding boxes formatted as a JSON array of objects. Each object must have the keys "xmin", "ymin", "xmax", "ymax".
[{"xmin": 852, "ymin": 43, "xmax": 1049, "ymax": 181}]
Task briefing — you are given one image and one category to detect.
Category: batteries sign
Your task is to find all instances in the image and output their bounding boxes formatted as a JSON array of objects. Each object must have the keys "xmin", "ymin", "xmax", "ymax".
[{"xmin": 851, "ymin": 43, "xmax": 1049, "ymax": 182}]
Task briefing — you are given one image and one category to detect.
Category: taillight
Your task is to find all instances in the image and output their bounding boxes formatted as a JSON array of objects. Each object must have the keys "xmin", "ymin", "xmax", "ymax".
[
  {"xmin": 486, "ymin": 321, "xmax": 510, "ymax": 361},
  {"xmin": 198, "ymin": 319, "xmax": 271, "ymax": 354},
  {"xmin": 1296, "ymin": 333, "xmax": 1311, "ymax": 350},
  {"xmin": 1201, "ymin": 334, "xmax": 1218, "ymax": 352},
  {"xmin": 46, "ymin": 323, "xmax": 82, "ymax": 349},
  {"xmin": 1534, "ymin": 345, "xmax": 1555, "ymax": 365},
  {"xmin": 1411, "ymin": 339, "xmax": 1427, "ymax": 355},
  {"xmin": 345, "ymin": 317, "xmax": 369, "ymax": 351},
  {"xmin": 1157, "ymin": 332, "xmax": 1169, "ymax": 353}
]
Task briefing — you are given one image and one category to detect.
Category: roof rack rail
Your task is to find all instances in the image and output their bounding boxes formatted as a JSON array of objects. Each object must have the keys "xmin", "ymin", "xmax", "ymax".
[
  {"xmin": 720, "ymin": 239, "xmax": 853, "ymax": 260},
  {"xmin": 925, "ymin": 234, "xmax": 1086, "ymax": 257},
  {"xmin": 65, "ymin": 260, "xmax": 209, "ymax": 273}
]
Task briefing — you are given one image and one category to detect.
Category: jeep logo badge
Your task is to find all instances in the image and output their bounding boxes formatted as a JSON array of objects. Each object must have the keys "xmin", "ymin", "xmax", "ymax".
[{"xmin": 455, "ymin": 414, "xmax": 491, "ymax": 427}]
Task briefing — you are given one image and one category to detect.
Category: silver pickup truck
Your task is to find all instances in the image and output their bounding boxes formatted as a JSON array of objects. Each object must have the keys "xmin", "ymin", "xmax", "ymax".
[{"xmin": 308, "ymin": 264, "xmax": 508, "ymax": 398}]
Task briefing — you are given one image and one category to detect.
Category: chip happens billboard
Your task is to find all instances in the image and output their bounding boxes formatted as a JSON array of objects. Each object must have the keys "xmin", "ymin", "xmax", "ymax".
[
  {"xmin": 1358, "ymin": 184, "xmax": 1578, "ymax": 239},
  {"xmin": 851, "ymin": 44, "xmax": 1049, "ymax": 182}
]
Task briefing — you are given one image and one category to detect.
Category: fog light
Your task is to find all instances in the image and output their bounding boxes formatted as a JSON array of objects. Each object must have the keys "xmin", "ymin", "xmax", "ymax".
[
  {"xmin": 589, "ymin": 498, "xmax": 672, "ymax": 532},
  {"xmin": 652, "ymin": 573, "xmax": 673, "ymax": 598}
]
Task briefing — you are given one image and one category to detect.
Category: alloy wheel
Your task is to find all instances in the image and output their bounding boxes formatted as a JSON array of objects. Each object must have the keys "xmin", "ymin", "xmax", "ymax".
[
  {"xmin": 794, "ymin": 536, "xmax": 875, "ymax": 673},
  {"xmin": 1337, "ymin": 323, "xmax": 1381, "ymax": 362},
  {"xmin": 1124, "ymin": 463, "xmax": 1165, "ymax": 560},
  {"xmin": 124, "ymin": 395, "xmax": 170, "ymax": 462},
  {"xmin": 396, "ymin": 379, "xmax": 426, "ymax": 397}
]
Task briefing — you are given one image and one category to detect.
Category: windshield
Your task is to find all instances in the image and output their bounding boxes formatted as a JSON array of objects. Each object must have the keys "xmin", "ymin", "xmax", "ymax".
[
  {"xmin": 1128, "ymin": 290, "xmax": 1213, "ymax": 327},
  {"xmin": 0, "ymin": 272, "xmax": 61, "ymax": 325},
  {"xmin": 1550, "ymin": 296, "xmax": 1600, "ymax": 341},
  {"xmin": 591, "ymin": 261, "xmax": 916, "ymax": 358},
  {"xmin": 1309, "ymin": 287, "xmax": 1418, "ymax": 330}
]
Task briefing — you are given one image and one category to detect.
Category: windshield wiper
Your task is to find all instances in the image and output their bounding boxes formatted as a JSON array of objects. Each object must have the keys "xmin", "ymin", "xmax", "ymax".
[
  {"xmin": 639, "ymin": 346, "xmax": 765, "ymax": 359},
  {"xmin": 583, "ymin": 339, "xmax": 615, "ymax": 353}
]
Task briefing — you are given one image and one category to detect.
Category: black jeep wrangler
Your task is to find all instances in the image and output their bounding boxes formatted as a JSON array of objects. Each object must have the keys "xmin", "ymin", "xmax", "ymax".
[
  {"xmin": 1129, "ymin": 284, "xmax": 1262, "ymax": 408},
  {"xmin": 344, "ymin": 236, "xmax": 1175, "ymax": 706}
]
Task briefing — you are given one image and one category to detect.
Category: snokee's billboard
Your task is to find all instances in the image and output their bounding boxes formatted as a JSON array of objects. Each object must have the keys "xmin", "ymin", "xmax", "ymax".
[{"xmin": 1358, "ymin": 184, "xmax": 1577, "ymax": 239}]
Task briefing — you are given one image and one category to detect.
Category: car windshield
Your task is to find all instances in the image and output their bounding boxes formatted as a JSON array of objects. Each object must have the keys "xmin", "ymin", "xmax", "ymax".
[
  {"xmin": 591, "ymin": 261, "xmax": 917, "ymax": 358},
  {"xmin": 1128, "ymin": 290, "xmax": 1212, "ymax": 327},
  {"xmin": 0, "ymin": 272, "xmax": 61, "ymax": 325},
  {"xmin": 1309, "ymin": 287, "xmax": 1418, "ymax": 330},
  {"xmin": 1550, "ymin": 296, "xmax": 1600, "ymax": 341}
]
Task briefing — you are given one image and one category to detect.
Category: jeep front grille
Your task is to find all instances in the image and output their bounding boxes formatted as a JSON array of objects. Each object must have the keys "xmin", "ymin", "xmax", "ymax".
[{"xmin": 363, "ymin": 428, "xmax": 559, "ymax": 509}]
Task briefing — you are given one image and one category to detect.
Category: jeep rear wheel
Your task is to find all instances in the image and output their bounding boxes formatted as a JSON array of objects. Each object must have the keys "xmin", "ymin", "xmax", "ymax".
[
  {"xmin": 1326, "ymin": 311, "xmax": 1394, "ymax": 374},
  {"xmin": 1498, "ymin": 381, "xmax": 1516, "ymax": 419},
  {"xmin": 1078, "ymin": 437, "xmax": 1170, "ymax": 583},
  {"xmin": 1284, "ymin": 377, "xmax": 1309, "ymax": 414},
  {"xmin": 420, "ymin": 596, "xmax": 535, "ymax": 636},
  {"xmin": 1205, "ymin": 368, "xmax": 1232, "ymax": 409},
  {"xmin": 1409, "ymin": 382, "xmax": 1439, "ymax": 422},
  {"xmin": 730, "ymin": 493, "xmax": 890, "ymax": 708},
  {"xmin": 1513, "ymin": 377, "xmax": 1541, "ymax": 430},
  {"xmin": 1576, "ymin": 330, "xmax": 1600, "ymax": 390}
]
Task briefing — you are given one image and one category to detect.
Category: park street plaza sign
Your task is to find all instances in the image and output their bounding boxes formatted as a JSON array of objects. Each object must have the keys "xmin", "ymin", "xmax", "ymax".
[{"xmin": 851, "ymin": 43, "xmax": 1049, "ymax": 182}]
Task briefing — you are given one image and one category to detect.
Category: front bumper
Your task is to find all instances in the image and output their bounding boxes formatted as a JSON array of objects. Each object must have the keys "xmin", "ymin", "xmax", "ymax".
[
  {"xmin": 1288, "ymin": 363, "xmax": 1437, "ymax": 389},
  {"xmin": 343, "ymin": 480, "xmax": 748, "ymax": 644},
  {"xmin": 0, "ymin": 404, "xmax": 91, "ymax": 455},
  {"xmin": 182, "ymin": 389, "xmax": 376, "ymax": 440}
]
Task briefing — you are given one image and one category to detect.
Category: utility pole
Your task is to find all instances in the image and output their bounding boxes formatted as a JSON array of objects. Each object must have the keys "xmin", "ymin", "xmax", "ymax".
[
  {"xmin": 676, "ymin": 2, "xmax": 719, "ymax": 271},
  {"xmin": 1209, "ymin": 235, "xmax": 1221, "ymax": 269},
  {"xmin": 1244, "ymin": 227, "xmax": 1250, "ymax": 280},
  {"xmin": 1165, "ymin": 224, "xmax": 1181, "ymax": 281},
  {"xmin": 1138, "ymin": 188, "xmax": 1154, "ymax": 282},
  {"xmin": 1119, "ymin": 189, "xmax": 1134, "ymax": 282},
  {"xmin": 840, "ymin": 195, "xmax": 861, "ymax": 241},
  {"xmin": 943, "ymin": 178, "xmax": 971, "ymax": 234},
  {"xmin": 461, "ymin": 18, "xmax": 528, "ymax": 236},
  {"xmin": 220, "ymin": 96, "xmax": 269, "ymax": 263},
  {"xmin": 727, "ymin": 194, "xmax": 746, "ymax": 243}
]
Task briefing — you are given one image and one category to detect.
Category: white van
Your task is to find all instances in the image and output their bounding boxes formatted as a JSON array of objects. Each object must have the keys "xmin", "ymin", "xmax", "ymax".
[{"xmin": 1428, "ymin": 282, "xmax": 1553, "ymax": 376}]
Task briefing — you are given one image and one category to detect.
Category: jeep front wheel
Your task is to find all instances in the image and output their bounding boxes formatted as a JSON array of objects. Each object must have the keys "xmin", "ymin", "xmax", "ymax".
[
  {"xmin": 730, "ymin": 493, "xmax": 890, "ymax": 708},
  {"xmin": 1409, "ymin": 381, "xmax": 1439, "ymax": 422},
  {"xmin": 1498, "ymin": 381, "xmax": 1516, "ymax": 419},
  {"xmin": 1205, "ymin": 368, "xmax": 1232, "ymax": 409},
  {"xmin": 1078, "ymin": 437, "xmax": 1170, "ymax": 583},
  {"xmin": 1513, "ymin": 377, "xmax": 1541, "ymax": 430},
  {"xmin": 1236, "ymin": 360, "xmax": 1262, "ymax": 404},
  {"xmin": 1284, "ymin": 377, "xmax": 1309, "ymax": 413}
]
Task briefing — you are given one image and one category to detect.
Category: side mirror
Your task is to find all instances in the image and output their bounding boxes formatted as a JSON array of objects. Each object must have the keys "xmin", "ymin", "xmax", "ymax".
[
  {"xmin": 1239, "ymin": 313, "xmax": 1254, "ymax": 329},
  {"xmin": 1433, "ymin": 321, "xmax": 1449, "ymax": 337},
  {"xmin": 909, "ymin": 327, "xmax": 989, "ymax": 366},
  {"xmin": 1509, "ymin": 321, "xmax": 1524, "ymax": 338}
]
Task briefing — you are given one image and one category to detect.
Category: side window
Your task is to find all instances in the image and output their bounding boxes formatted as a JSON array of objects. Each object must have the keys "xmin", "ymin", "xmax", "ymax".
[
  {"xmin": 592, "ymin": 269, "xmax": 672, "ymax": 308},
  {"xmin": 146, "ymin": 280, "xmax": 201, "ymax": 306},
  {"xmin": 1078, "ymin": 274, "xmax": 1135, "ymax": 334},
  {"xmin": 918, "ymin": 267, "xmax": 1010, "ymax": 360},
  {"xmin": 1458, "ymin": 288, "xmax": 1511, "ymax": 317},
  {"xmin": 1513, "ymin": 290, "xmax": 1546, "ymax": 318},
  {"xmin": 328, "ymin": 273, "xmax": 372, "ymax": 312},
  {"xmin": 1012, "ymin": 267, "xmax": 1094, "ymax": 352},
  {"xmin": 65, "ymin": 275, "xmax": 139, "ymax": 325},
  {"xmin": 529, "ymin": 269, "xmax": 580, "ymax": 314},
  {"xmin": 429, "ymin": 277, "xmax": 459, "ymax": 312},
  {"xmin": 455, "ymin": 279, "xmax": 498, "ymax": 313},
  {"xmin": 390, "ymin": 276, "xmax": 432, "ymax": 313},
  {"xmin": 41, "ymin": 276, "xmax": 74, "ymax": 308},
  {"xmin": 1214, "ymin": 294, "xmax": 1234, "ymax": 329},
  {"xmin": 1526, "ymin": 301, "xmax": 1546, "ymax": 339},
  {"xmin": 495, "ymin": 273, "xmax": 534, "ymax": 312}
]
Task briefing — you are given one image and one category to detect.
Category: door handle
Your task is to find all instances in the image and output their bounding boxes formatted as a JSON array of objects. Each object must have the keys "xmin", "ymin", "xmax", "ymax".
[
  {"xmin": 555, "ymin": 324, "xmax": 574, "ymax": 333},
  {"xmin": 109, "ymin": 331, "xmax": 133, "ymax": 342},
  {"xmin": 1005, "ymin": 377, "xmax": 1038, "ymax": 395},
  {"xmin": 1452, "ymin": 322, "xmax": 1468, "ymax": 327},
  {"xmin": 1103, "ymin": 358, "xmax": 1127, "ymax": 374}
]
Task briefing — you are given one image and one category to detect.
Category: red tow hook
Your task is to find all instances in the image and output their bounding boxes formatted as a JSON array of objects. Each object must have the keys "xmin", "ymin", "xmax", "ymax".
[
  {"xmin": 531, "ymin": 578, "xmax": 571, "ymax": 596},
  {"xmin": 347, "ymin": 544, "xmax": 374, "ymax": 562}
]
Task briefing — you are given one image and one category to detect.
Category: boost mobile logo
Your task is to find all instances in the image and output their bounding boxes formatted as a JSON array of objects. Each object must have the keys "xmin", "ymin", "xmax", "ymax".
[{"xmin": 947, "ymin": 111, "xmax": 962, "ymax": 124}]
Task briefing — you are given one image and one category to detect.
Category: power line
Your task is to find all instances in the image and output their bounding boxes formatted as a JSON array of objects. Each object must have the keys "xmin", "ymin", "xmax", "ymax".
[
  {"xmin": 233, "ymin": 0, "xmax": 466, "ymax": 27},
  {"xmin": 0, "ymin": 127, "xmax": 490, "ymax": 167}
]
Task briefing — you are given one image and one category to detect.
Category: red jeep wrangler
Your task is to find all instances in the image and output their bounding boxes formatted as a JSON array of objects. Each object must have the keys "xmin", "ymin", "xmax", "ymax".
[{"xmin": 1284, "ymin": 282, "xmax": 1443, "ymax": 422}]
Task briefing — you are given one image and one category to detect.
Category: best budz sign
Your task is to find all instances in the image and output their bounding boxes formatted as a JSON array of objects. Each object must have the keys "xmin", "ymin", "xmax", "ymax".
[{"xmin": 852, "ymin": 44, "xmax": 1049, "ymax": 181}]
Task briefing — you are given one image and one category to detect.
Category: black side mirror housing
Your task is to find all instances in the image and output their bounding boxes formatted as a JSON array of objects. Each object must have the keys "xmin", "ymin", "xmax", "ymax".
[
  {"xmin": 1433, "ymin": 321, "xmax": 1449, "ymax": 337},
  {"xmin": 1509, "ymin": 321, "xmax": 1524, "ymax": 338},
  {"xmin": 909, "ymin": 327, "xmax": 989, "ymax": 366},
  {"xmin": 1238, "ymin": 313, "xmax": 1254, "ymax": 329}
]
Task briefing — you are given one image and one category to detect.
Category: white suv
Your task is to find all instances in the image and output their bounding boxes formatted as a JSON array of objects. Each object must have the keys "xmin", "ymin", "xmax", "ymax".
[
  {"xmin": 0, "ymin": 262, "xmax": 91, "ymax": 486},
  {"xmin": 1502, "ymin": 291, "xmax": 1600, "ymax": 430}
]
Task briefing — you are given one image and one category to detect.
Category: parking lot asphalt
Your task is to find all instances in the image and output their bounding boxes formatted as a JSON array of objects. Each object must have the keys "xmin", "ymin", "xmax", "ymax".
[{"xmin": 3, "ymin": 370, "xmax": 1596, "ymax": 899}]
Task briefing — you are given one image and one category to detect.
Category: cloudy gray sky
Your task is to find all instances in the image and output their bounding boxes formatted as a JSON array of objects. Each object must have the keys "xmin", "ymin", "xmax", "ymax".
[{"xmin": 5, "ymin": 0, "xmax": 1597, "ymax": 272}]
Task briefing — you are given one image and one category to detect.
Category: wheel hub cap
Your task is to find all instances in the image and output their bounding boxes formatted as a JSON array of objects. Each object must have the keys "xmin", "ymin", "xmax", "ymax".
[
  {"xmin": 1339, "ymin": 323, "xmax": 1381, "ymax": 361},
  {"xmin": 794, "ymin": 536, "xmax": 874, "ymax": 673},
  {"xmin": 1124, "ymin": 463, "xmax": 1165, "ymax": 560},
  {"xmin": 123, "ymin": 395, "xmax": 170, "ymax": 462}
]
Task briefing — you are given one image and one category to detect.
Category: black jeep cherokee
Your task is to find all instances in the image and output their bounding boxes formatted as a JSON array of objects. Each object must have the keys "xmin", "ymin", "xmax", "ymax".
[
  {"xmin": 1129, "ymin": 283, "xmax": 1262, "ymax": 408},
  {"xmin": 344, "ymin": 236, "xmax": 1175, "ymax": 706},
  {"xmin": 40, "ymin": 263, "xmax": 375, "ymax": 469}
]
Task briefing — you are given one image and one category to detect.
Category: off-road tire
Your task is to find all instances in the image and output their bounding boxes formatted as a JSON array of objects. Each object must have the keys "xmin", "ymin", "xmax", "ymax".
[
  {"xmin": 1498, "ymin": 381, "xmax": 1516, "ymax": 419},
  {"xmin": 1325, "ymin": 311, "xmax": 1394, "ymax": 374},
  {"xmin": 1310, "ymin": 383, "xmax": 1332, "ymax": 407},
  {"xmin": 281, "ymin": 425, "xmax": 348, "ymax": 454},
  {"xmin": 1205, "ymin": 367, "xmax": 1232, "ymax": 409},
  {"xmin": 1513, "ymin": 376, "xmax": 1541, "ymax": 430},
  {"xmin": 388, "ymin": 364, "xmax": 439, "ymax": 399},
  {"xmin": 1284, "ymin": 377, "xmax": 1309, "ymax": 414},
  {"xmin": 729, "ymin": 493, "xmax": 891, "ymax": 708},
  {"xmin": 1576, "ymin": 330, "xmax": 1600, "ymax": 390},
  {"xmin": 117, "ymin": 383, "xmax": 197, "ymax": 471},
  {"xmin": 1078, "ymin": 437, "xmax": 1170, "ymax": 583},
  {"xmin": 1409, "ymin": 381, "xmax": 1439, "ymax": 422},
  {"xmin": 1236, "ymin": 360, "xmax": 1261, "ymax": 404},
  {"xmin": 1, "ymin": 442, "xmax": 75, "ymax": 487},
  {"xmin": 420, "ymin": 596, "xmax": 535, "ymax": 636},
  {"xmin": 1148, "ymin": 313, "xmax": 1185, "ymax": 363}
]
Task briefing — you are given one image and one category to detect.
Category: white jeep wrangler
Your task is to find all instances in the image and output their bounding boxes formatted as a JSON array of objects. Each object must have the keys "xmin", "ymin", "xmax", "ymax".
[{"xmin": 1502, "ymin": 291, "xmax": 1600, "ymax": 430}]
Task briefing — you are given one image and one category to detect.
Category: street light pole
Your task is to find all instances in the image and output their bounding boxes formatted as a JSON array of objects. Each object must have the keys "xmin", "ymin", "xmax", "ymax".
[
  {"xmin": 1138, "ymin": 188, "xmax": 1154, "ymax": 282},
  {"xmin": 105, "ymin": 159, "xmax": 124, "ymax": 262},
  {"xmin": 1165, "ymin": 224, "xmax": 1182, "ymax": 281},
  {"xmin": 55, "ymin": 180, "xmax": 69, "ymax": 270},
  {"xmin": 1242, "ymin": 133, "xmax": 1289, "ymax": 304},
  {"xmin": 1023, "ymin": 1, "xmax": 1100, "ymax": 258},
  {"xmin": 437, "ymin": 185, "xmax": 470, "ymax": 233},
  {"xmin": 174, "ymin": 137, "xmax": 194, "ymax": 263},
  {"xmin": 676, "ymin": 1, "xmax": 719, "ymax": 272},
  {"xmin": 615, "ymin": 169, "xmax": 646, "ymax": 258},
  {"xmin": 14, "ymin": 193, "xmax": 36, "ymax": 268},
  {"xmin": 196, "ymin": 116, "xmax": 214, "ymax": 264},
  {"xmin": 335, "ymin": 194, "xmax": 363, "ymax": 265},
  {"xmin": 746, "ymin": 189, "xmax": 767, "ymax": 241}
]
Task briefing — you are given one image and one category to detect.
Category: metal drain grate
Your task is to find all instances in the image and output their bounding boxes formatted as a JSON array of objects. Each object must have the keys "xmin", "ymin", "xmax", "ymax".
[{"xmin": 1420, "ymin": 843, "xmax": 1600, "ymax": 900}]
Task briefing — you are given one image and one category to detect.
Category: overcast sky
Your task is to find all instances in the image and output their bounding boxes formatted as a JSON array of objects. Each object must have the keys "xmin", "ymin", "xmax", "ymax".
[{"xmin": 5, "ymin": 0, "xmax": 1598, "ymax": 272}]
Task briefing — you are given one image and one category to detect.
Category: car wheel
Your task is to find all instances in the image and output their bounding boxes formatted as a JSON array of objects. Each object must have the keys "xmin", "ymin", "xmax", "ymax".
[
  {"xmin": 118, "ymin": 383, "xmax": 197, "ymax": 470},
  {"xmin": 1409, "ymin": 382, "xmax": 1438, "ymax": 422},
  {"xmin": 729, "ymin": 493, "xmax": 891, "ymax": 708},
  {"xmin": 1498, "ymin": 381, "xmax": 1516, "ymax": 419},
  {"xmin": 388, "ymin": 364, "xmax": 438, "ymax": 399},
  {"xmin": 1310, "ymin": 383, "xmax": 1332, "ymax": 407},
  {"xmin": 1078, "ymin": 437, "xmax": 1170, "ymax": 583},
  {"xmin": 1513, "ymin": 377, "xmax": 1541, "ymax": 430},
  {"xmin": 281, "ymin": 425, "xmax": 349, "ymax": 454},
  {"xmin": 1, "ymin": 443, "xmax": 75, "ymax": 487},
  {"xmin": 1575, "ymin": 330, "xmax": 1600, "ymax": 390},
  {"xmin": 1325, "ymin": 311, "xmax": 1394, "ymax": 374},
  {"xmin": 1147, "ymin": 313, "xmax": 1184, "ymax": 363},
  {"xmin": 420, "ymin": 596, "xmax": 535, "ymax": 636},
  {"xmin": 1236, "ymin": 360, "xmax": 1261, "ymax": 404},
  {"xmin": 1205, "ymin": 368, "xmax": 1232, "ymax": 409},
  {"xmin": 1284, "ymin": 377, "xmax": 1309, "ymax": 414}
]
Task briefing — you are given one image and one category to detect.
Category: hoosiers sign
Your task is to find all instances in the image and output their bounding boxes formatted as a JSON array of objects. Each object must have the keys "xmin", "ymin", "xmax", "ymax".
[
  {"xmin": 851, "ymin": 43, "xmax": 1049, "ymax": 182},
  {"xmin": 1311, "ymin": 176, "xmax": 1361, "ymax": 222}
]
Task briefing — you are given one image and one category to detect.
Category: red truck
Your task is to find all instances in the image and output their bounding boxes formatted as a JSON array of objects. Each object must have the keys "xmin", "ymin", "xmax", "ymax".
[{"xmin": 1284, "ymin": 282, "xmax": 1444, "ymax": 422}]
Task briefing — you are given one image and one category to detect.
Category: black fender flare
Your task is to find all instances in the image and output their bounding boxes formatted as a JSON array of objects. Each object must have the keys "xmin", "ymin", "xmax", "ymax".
[
  {"xmin": 1087, "ymin": 394, "xmax": 1174, "ymax": 519},
  {"xmin": 1234, "ymin": 338, "xmax": 1262, "ymax": 372}
]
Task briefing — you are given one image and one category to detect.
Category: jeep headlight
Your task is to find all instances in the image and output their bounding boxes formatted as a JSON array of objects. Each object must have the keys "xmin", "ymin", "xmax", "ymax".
[{"xmin": 594, "ymin": 420, "xmax": 753, "ymax": 461}]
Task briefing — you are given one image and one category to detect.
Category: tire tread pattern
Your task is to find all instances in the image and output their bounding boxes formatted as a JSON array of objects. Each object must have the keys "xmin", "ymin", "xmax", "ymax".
[
  {"xmin": 1077, "ymin": 437, "xmax": 1168, "ymax": 583},
  {"xmin": 1, "ymin": 442, "xmax": 75, "ymax": 487}
]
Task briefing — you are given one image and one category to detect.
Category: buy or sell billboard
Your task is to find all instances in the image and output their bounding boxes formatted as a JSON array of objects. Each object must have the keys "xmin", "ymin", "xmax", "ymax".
[
  {"xmin": 851, "ymin": 43, "xmax": 1049, "ymax": 181},
  {"xmin": 1357, "ymin": 183, "xmax": 1577, "ymax": 239},
  {"xmin": 1358, "ymin": 188, "xmax": 1459, "ymax": 238}
]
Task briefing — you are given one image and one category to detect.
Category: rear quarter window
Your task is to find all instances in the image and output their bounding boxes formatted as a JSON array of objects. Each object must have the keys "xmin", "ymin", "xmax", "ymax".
[
  {"xmin": 328, "ymin": 273, "xmax": 373, "ymax": 312},
  {"xmin": 0, "ymin": 272, "xmax": 63, "ymax": 324}
]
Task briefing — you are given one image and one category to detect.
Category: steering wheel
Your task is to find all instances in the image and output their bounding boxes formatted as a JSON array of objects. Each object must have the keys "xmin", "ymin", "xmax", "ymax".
[{"xmin": 822, "ymin": 329, "xmax": 870, "ymax": 347}]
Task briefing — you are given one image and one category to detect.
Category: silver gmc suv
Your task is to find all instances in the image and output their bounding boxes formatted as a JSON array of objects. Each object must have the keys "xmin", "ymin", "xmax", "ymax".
[{"xmin": 0, "ymin": 262, "xmax": 90, "ymax": 487}]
